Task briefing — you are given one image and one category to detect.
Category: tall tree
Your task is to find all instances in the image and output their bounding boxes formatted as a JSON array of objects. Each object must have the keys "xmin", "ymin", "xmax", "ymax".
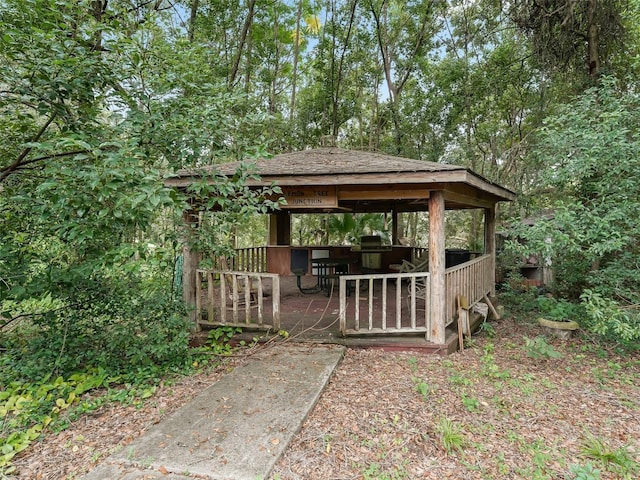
[
  {"xmin": 510, "ymin": 0, "xmax": 627, "ymax": 82},
  {"xmin": 367, "ymin": 0, "xmax": 441, "ymax": 154}
]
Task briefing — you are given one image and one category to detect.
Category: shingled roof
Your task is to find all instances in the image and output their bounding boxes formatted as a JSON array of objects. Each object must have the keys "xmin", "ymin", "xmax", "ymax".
[
  {"xmin": 171, "ymin": 147, "xmax": 465, "ymax": 178},
  {"xmin": 166, "ymin": 148, "xmax": 515, "ymax": 212}
]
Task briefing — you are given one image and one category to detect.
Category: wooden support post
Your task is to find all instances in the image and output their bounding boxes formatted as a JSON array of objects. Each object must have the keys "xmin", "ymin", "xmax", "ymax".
[
  {"xmin": 429, "ymin": 191, "xmax": 446, "ymax": 344},
  {"xmin": 391, "ymin": 209, "xmax": 399, "ymax": 245},
  {"xmin": 182, "ymin": 209, "xmax": 201, "ymax": 331},
  {"xmin": 268, "ymin": 212, "xmax": 291, "ymax": 246},
  {"xmin": 484, "ymin": 205, "xmax": 497, "ymax": 296}
]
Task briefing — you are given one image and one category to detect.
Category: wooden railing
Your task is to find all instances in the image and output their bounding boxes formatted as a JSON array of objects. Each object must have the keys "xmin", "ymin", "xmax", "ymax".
[
  {"xmin": 210, "ymin": 246, "xmax": 268, "ymax": 273},
  {"xmin": 444, "ymin": 254, "xmax": 493, "ymax": 326},
  {"xmin": 338, "ymin": 272, "xmax": 431, "ymax": 339},
  {"xmin": 233, "ymin": 246, "xmax": 267, "ymax": 272},
  {"xmin": 196, "ymin": 269, "xmax": 280, "ymax": 330},
  {"xmin": 411, "ymin": 246, "xmax": 428, "ymax": 263}
]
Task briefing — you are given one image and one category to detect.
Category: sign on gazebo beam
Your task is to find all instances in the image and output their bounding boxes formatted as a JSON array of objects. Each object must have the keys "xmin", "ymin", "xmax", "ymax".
[{"xmin": 280, "ymin": 186, "xmax": 338, "ymax": 209}]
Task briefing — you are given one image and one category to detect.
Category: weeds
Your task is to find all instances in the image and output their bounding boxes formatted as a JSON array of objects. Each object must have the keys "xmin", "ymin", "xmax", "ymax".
[
  {"xmin": 461, "ymin": 394, "xmax": 480, "ymax": 412},
  {"xmin": 567, "ymin": 462, "xmax": 602, "ymax": 480},
  {"xmin": 413, "ymin": 379, "xmax": 430, "ymax": 399},
  {"xmin": 481, "ymin": 343, "xmax": 510, "ymax": 380},
  {"xmin": 434, "ymin": 417, "xmax": 465, "ymax": 455},
  {"xmin": 524, "ymin": 336, "xmax": 563, "ymax": 359},
  {"xmin": 580, "ymin": 432, "xmax": 639, "ymax": 477}
]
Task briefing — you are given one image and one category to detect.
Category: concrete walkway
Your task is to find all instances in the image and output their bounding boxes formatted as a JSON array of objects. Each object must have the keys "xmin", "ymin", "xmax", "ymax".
[{"xmin": 82, "ymin": 344, "xmax": 345, "ymax": 480}]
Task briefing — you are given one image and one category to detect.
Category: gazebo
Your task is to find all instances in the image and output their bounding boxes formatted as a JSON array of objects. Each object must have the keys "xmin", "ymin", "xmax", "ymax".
[{"xmin": 165, "ymin": 148, "xmax": 515, "ymax": 352}]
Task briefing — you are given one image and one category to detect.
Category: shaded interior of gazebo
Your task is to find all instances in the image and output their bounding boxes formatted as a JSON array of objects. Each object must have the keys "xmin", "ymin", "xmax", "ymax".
[{"xmin": 166, "ymin": 148, "xmax": 516, "ymax": 353}]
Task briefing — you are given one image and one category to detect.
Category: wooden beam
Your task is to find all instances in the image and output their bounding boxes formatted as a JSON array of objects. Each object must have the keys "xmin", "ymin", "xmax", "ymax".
[
  {"xmin": 165, "ymin": 171, "xmax": 468, "ymax": 189},
  {"xmin": 338, "ymin": 186, "xmax": 430, "ymax": 201},
  {"xmin": 444, "ymin": 188, "xmax": 495, "ymax": 209},
  {"xmin": 429, "ymin": 191, "xmax": 446, "ymax": 344}
]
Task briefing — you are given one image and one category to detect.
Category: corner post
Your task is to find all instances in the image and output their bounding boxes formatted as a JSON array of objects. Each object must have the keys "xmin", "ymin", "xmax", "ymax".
[
  {"xmin": 182, "ymin": 209, "xmax": 201, "ymax": 331},
  {"xmin": 484, "ymin": 205, "xmax": 497, "ymax": 296},
  {"xmin": 428, "ymin": 191, "xmax": 446, "ymax": 344}
]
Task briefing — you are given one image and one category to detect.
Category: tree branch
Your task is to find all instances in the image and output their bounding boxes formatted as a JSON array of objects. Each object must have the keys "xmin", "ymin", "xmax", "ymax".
[{"xmin": 0, "ymin": 112, "xmax": 57, "ymax": 184}]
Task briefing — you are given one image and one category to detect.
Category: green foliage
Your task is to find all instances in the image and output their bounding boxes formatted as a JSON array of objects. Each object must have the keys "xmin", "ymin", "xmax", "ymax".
[
  {"xmin": 580, "ymin": 433, "xmax": 640, "ymax": 478},
  {"xmin": 203, "ymin": 326, "xmax": 242, "ymax": 356},
  {"xmin": 461, "ymin": 394, "xmax": 480, "ymax": 413},
  {"xmin": 567, "ymin": 462, "xmax": 601, "ymax": 480},
  {"xmin": 0, "ymin": 370, "xmax": 109, "ymax": 471},
  {"xmin": 537, "ymin": 297, "xmax": 583, "ymax": 322},
  {"xmin": 478, "ymin": 321, "xmax": 496, "ymax": 338},
  {"xmin": 580, "ymin": 290, "xmax": 640, "ymax": 344},
  {"xmin": 413, "ymin": 378, "xmax": 430, "ymax": 400},
  {"xmin": 514, "ymin": 77, "xmax": 640, "ymax": 343},
  {"xmin": 481, "ymin": 343, "xmax": 511, "ymax": 380},
  {"xmin": 523, "ymin": 336, "xmax": 563, "ymax": 360},
  {"xmin": 498, "ymin": 281, "xmax": 540, "ymax": 321},
  {"xmin": 1, "ymin": 274, "xmax": 192, "ymax": 383},
  {"xmin": 434, "ymin": 417, "xmax": 465, "ymax": 455}
]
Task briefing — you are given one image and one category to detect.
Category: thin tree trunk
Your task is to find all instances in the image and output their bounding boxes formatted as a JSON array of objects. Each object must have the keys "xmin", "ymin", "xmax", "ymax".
[
  {"xmin": 332, "ymin": 0, "xmax": 358, "ymax": 137},
  {"xmin": 369, "ymin": 0, "xmax": 433, "ymax": 154},
  {"xmin": 188, "ymin": 0, "xmax": 199, "ymax": 42},
  {"xmin": 229, "ymin": 0, "xmax": 256, "ymax": 88},
  {"xmin": 587, "ymin": 0, "xmax": 600, "ymax": 79},
  {"xmin": 290, "ymin": 0, "xmax": 303, "ymax": 122}
]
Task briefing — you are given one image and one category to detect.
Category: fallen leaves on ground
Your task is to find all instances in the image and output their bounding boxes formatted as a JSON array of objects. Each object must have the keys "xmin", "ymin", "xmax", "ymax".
[
  {"xmin": 9, "ymin": 318, "xmax": 640, "ymax": 480},
  {"xmin": 270, "ymin": 318, "xmax": 640, "ymax": 480}
]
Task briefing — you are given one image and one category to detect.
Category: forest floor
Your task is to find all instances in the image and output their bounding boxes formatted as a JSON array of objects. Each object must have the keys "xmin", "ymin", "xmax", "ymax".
[{"xmin": 11, "ymin": 316, "xmax": 640, "ymax": 480}]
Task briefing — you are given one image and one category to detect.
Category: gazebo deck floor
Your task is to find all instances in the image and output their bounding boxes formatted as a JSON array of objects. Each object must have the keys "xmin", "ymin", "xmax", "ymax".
[{"xmin": 202, "ymin": 276, "xmax": 460, "ymax": 355}]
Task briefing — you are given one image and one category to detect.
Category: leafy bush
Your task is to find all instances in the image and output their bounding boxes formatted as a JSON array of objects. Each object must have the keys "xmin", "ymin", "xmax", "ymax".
[
  {"xmin": 580, "ymin": 289, "xmax": 640, "ymax": 345},
  {"xmin": 537, "ymin": 296, "xmax": 584, "ymax": 322},
  {"xmin": 513, "ymin": 78, "xmax": 640, "ymax": 344},
  {"xmin": 1, "ymin": 267, "xmax": 192, "ymax": 384}
]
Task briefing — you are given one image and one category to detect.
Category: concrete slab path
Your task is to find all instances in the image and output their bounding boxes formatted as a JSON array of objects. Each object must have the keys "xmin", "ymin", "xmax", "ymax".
[{"xmin": 81, "ymin": 344, "xmax": 345, "ymax": 480}]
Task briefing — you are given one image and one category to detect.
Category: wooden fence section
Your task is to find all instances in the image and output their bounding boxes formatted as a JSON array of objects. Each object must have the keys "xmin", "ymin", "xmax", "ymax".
[
  {"xmin": 444, "ymin": 254, "xmax": 493, "ymax": 326},
  {"xmin": 196, "ymin": 269, "xmax": 280, "ymax": 330},
  {"xmin": 338, "ymin": 272, "xmax": 431, "ymax": 338}
]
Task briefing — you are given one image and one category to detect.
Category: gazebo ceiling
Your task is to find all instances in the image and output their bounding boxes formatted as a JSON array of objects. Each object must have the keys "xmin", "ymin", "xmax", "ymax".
[{"xmin": 165, "ymin": 148, "xmax": 516, "ymax": 213}]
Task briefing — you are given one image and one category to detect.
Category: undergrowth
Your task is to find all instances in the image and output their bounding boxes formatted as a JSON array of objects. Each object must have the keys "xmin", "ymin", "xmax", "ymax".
[{"xmin": 0, "ymin": 295, "xmax": 240, "ymax": 476}]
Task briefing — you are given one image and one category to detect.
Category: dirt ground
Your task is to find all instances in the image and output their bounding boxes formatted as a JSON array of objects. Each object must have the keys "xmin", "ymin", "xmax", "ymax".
[{"xmin": 10, "ymin": 317, "xmax": 640, "ymax": 480}]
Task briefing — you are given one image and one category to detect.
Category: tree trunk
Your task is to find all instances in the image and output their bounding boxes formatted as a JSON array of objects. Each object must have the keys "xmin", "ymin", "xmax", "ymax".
[
  {"xmin": 290, "ymin": 0, "xmax": 303, "ymax": 121},
  {"xmin": 188, "ymin": 0, "xmax": 199, "ymax": 42},
  {"xmin": 229, "ymin": 0, "xmax": 256, "ymax": 88},
  {"xmin": 587, "ymin": 0, "xmax": 600, "ymax": 79}
]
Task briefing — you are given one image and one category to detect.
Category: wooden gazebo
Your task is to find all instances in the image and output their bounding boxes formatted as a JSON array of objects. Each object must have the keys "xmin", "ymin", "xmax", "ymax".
[{"xmin": 166, "ymin": 148, "xmax": 515, "ymax": 350}]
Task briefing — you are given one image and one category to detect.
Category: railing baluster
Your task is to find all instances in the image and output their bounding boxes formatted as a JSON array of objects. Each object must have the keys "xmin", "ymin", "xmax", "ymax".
[
  {"xmin": 354, "ymin": 279, "xmax": 360, "ymax": 331},
  {"xmin": 381, "ymin": 277, "xmax": 387, "ymax": 330},
  {"xmin": 396, "ymin": 277, "xmax": 402, "ymax": 329},
  {"xmin": 368, "ymin": 278, "xmax": 374, "ymax": 330},
  {"xmin": 207, "ymin": 271, "xmax": 215, "ymax": 324},
  {"xmin": 196, "ymin": 270, "xmax": 203, "ymax": 323}
]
